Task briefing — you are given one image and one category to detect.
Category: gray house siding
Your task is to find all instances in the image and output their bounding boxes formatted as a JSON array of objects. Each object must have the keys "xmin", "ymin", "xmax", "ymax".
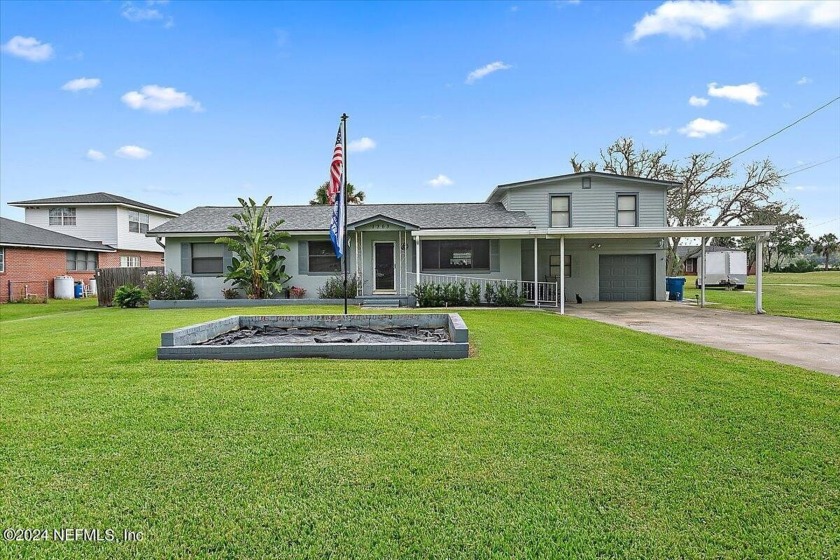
[
  {"xmin": 500, "ymin": 177, "xmax": 667, "ymax": 228},
  {"xmin": 520, "ymin": 238, "xmax": 666, "ymax": 302}
]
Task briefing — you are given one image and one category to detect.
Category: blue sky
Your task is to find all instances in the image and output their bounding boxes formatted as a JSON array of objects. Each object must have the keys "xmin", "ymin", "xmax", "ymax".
[{"xmin": 1, "ymin": 0, "xmax": 838, "ymax": 236}]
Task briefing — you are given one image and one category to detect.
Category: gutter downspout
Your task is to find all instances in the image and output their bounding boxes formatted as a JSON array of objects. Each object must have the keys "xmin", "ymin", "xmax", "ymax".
[{"xmin": 155, "ymin": 237, "xmax": 165, "ymax": 250}]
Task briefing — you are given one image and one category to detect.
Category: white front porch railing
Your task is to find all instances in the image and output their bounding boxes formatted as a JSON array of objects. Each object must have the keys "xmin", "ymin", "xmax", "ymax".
[{"xmin": 412, "ymin": 272, "xmax": 559, "ymax": 307}]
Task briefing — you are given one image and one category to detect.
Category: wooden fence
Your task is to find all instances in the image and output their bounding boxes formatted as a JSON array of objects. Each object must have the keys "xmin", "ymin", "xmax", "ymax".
[{"xmin": 95, "ymin": 267, "xmax": 164, "ymax": 307}]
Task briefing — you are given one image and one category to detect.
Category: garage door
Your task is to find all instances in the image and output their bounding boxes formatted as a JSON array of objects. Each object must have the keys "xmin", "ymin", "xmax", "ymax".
[{"xmin": 599, "ymin": 255, "xmax": 655, "ymax": 301}]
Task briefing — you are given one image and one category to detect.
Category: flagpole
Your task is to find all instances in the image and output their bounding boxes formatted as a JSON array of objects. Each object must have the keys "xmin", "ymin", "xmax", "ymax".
[{"xmin": 341, "ymin": 113, "xmax": 349, "ymax": 315}]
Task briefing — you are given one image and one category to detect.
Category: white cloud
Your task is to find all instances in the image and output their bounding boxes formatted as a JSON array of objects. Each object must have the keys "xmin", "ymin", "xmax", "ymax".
[
  {"xmin": 630, "ymin": 0, "xmax": 840, "ymax": 42},
  {"xmin": 121, "ymin": 85, "xmax": 203, "ymax": 113},
  {"xmin": 61, "ymin": 77, "xmax": 101, "ymax": 92},
  {"xmin": 678, "ymin": 118, "xmax": 728, "ymax": 138},
  {"xmin": 707, "ymin": 81, "xmax": 766, "ymax": 105},
  {"xmin": 797, "ymin": 76, "xmax": 813, "ymax": 85},
  {"xmin": 650, "ymin": 127, "xmax": 671, "ymax": 136},
  {"xmin": 121, "ymin": 1, "xmax": 174, "ymax": 27},
  {"xmin": 427, "ymin": 174, "xmax": 454, "ymax": 188},
  {"xmin": 86, "ymin": 149, "xmax": 106, "ymax": 161},
  {"xmin": 465, "ymin": 61, "xmax": 512, "ymax": 84},
  {"xmin": 115, "ymin": 145, "xmax": 152, "ymax": 159},
  {"xmin": 1, "ymin": 36, "xmax": 54, "ymax": 62},
  {"xmin": 689, "ymin": 95, "xmax": 709, "ymax": 107},
  {"xmin": 347, "ymin": 137, "xmax": 376, "ymax": 153}
]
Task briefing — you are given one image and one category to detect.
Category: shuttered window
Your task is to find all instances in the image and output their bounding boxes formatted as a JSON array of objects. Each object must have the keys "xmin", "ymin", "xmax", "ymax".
[
  {"xmin": 308, "ymin": 241, "xmax": 340, "ymax": 273},
  {"xmin": 191, "ymin": 243, "xmax": 224, "ymax": 274}
]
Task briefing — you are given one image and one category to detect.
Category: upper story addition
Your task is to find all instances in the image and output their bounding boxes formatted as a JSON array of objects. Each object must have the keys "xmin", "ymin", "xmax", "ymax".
[
  {"xmin": 9, "ymin": 192, "xmax": 179, "ymax": 254},
  {"xmin": 487, "ymin": 171, "xmax": 680, "ymax": 230}
]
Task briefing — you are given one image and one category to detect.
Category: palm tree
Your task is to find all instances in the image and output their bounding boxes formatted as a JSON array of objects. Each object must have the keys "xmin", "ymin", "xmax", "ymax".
[
  {"xmin": 309, "ymin": 181, "xmax": 365, "ymax": 205},
  {"xmin": 813, "ymin": 233, "xmax": 839, "ymax": 270}
]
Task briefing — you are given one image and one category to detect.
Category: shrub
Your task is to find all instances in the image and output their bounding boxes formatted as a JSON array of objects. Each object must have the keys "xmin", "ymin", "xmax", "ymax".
[
  {"xmin": 413, "ymin": 281, "xmax": 470, "ymax": 307},
  {"xmin": 221, "ymin": 287, "xmax": 239, "ymax": 299},
  {"xmin": 317, "ymin": 274, "xmax": 359, "ymax": 299},
  {"xmin": 289, "ymin": 286, "xmax": 307, "ymax": 299},
  {"xmin": 113, "ymin": 284, "xmax": 148, "ymax": 308},
  {"xmin": 468, "ymin": 283, "xmax": 482, "ymax": 306},
  {"xmin": 492, "ymin": 282, "xmax": 524, "ymax": 307},
  {"xmin": 781, "ymin": 258, "xmax": 817, "ymax": 273},
  {"xmin": 145, "ymin": 272, "xmax": 197, "ymax": 301}
]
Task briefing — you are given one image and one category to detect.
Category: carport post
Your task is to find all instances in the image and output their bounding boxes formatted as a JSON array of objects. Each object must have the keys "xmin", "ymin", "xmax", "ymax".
[
  {"xmin": 560, "ymin": 236, "xmax": 565, "ymax": 315},
  {"xmin": 700, "ymin": 237, "xmax": 706, "ymax": 308},
  {"xmin": 755, "ymin": 235, "xmax": 765, "ymax": 314},
  {"xmin": 533, "ymin": 237, "xmax": 539, "ymax": 307},
  {"xmin": 415, "ymin": 236, "xmax": 420, "ymax": 287}
]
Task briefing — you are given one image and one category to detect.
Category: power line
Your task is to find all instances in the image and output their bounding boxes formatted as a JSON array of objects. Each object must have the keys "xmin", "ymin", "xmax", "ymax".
[
  {"xmin": 780, "ymin": 155, "xmax": 840, "ymax": 178},
  {"xmin": 720, "ymin": 96, "xmax": 840, "ymax": 166}
]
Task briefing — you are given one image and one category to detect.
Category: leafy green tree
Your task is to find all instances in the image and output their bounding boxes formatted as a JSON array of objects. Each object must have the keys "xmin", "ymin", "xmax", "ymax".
[
  {"xmin": 215, "ymin": 196, "xmax": 291, "ymax": 299},
  {"xmin": 737, "ymin": 203, "xmax": 810, "ymax": 271},
  {"xmin": 813, "ymin": 233, "xmax": 839, "ymax": 271},
  {"xmin": 309, "ymin": 181, "xmax": 366, "ymax": 205}
]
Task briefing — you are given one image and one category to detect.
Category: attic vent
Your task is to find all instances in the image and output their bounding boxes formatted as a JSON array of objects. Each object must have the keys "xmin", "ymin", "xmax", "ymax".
[{"xmin": 582, "ymin": 177, "xmax": 592, "ymax": 189}]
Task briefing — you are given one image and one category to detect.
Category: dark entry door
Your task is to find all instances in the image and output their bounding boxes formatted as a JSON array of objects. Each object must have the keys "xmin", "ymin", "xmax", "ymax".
[
  {"xmin": 374, "ymin": 242, "xmax": 395, "ymax": 291},
  {"xmin": 598, "ymin": 255, "xmax": 655, "ymax": 301}
]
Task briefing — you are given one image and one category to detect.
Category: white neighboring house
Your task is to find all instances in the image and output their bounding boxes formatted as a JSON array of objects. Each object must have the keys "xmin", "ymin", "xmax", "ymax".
[{"xmin": 9, "ymin": 192, "xmax": 179, "ymax": 268}]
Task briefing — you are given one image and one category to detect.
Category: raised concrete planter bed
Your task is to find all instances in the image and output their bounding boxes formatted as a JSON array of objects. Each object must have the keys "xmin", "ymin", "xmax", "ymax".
[
  {"xmin": 158, "ymin": 313, "xmax": 469, "ymax": 360},
  {"xmin": 149, "ymin": 298, "xmax": 358, "ymax": 309}
]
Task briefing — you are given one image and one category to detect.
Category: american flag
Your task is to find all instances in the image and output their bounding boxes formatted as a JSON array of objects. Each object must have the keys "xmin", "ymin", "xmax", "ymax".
[{"xmin": 328, "ymin": 125, "xmax": 343, "ymax": 205}]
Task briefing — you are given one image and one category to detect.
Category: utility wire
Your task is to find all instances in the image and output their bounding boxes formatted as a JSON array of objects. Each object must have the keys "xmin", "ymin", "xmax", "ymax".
[
  {"xmin": 719, "ymin": 96, "xmax": 840, "ymax": 166},
  {"xmin": 780, "ymin": 155, "xmax": 840, "ymax": 178}
]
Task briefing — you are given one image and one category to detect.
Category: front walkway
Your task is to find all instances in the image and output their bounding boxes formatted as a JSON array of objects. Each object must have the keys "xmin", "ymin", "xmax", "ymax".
[{"xmin": 563, "ymin": 301, "xmax": 840, "ymax": 376}]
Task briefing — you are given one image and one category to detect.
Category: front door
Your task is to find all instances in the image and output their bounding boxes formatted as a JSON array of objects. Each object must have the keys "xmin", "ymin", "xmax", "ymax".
[{"xmin": 373, "ymin": 242, "xmax": 395, "ymax": 292}]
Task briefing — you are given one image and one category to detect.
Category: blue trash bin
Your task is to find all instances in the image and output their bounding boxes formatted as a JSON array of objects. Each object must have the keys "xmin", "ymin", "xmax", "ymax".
[
  {"xmin": 74, "ymin": 281, "xmax": 83, "ymax": 298},
  {"xmin": 665, "ymin": 277, "xmax": 686, "ymax": 301}
]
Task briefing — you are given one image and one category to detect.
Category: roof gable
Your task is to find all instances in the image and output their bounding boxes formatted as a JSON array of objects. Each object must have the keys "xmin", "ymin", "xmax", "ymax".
[
  {"xmin": 9, "ymin": 192, "xmax": 179, "ymax": 217},
  {"xmin": 486, "ymin": 171, "xmax": 682, "ymax": 203}
]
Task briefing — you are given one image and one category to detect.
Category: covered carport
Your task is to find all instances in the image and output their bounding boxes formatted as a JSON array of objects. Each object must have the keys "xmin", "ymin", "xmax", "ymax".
[{"xmin": 412, "ymin": 225, "xmax": 776, "ymax": 315}]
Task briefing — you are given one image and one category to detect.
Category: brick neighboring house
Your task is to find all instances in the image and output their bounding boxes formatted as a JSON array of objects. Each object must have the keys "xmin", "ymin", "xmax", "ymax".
[
  {"xmin": 8, "ymin": 192, "xmax": 179, "ymax": 269},
  {"xmin": 0, "ymin": 217, "xmax": 115, "ymax": 302}
]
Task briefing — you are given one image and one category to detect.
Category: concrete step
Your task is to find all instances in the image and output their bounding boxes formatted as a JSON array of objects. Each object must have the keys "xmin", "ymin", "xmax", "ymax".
[{"xmin": 361, "ymin": 299, "xmax": 402, "ymax": 308}]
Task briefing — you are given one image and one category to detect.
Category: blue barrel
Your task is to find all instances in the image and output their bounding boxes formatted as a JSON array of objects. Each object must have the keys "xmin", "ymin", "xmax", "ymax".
[
  {"xmin": 666, "ymin": 277, "xmax": 686, "ymax": 301},
  {"xmin": 74, "ymin": 281, "xmax": 83, "ymax": 298}
]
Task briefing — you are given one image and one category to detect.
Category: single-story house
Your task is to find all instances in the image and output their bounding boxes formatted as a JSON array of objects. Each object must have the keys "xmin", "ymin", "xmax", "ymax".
[
  {"xmin": 147, "ymin": 172, "xmax": 776, "ymax": 313},
  {"xmin": 0, "ymin": 217, "xmax": 115, "ymax": 302}
]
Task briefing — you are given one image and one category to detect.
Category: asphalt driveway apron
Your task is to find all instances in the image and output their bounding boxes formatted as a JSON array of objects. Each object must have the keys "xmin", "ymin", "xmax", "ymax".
[{"xmin": 563, "ymin": 302, "xmax": 840, "ymax": 376}]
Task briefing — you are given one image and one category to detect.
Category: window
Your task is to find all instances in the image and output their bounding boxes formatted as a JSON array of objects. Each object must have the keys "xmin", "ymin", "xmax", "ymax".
[
  {"xmin": 617, "ymin": 194, "xmax": 638, "ymax": 227},
  {"xmin": 550, "ymin": 195, "xmax": 571, "ymax": 227},
  {"xmin": 684, "ymin": 259, "xmax": 696, "ymax": 274},
  {"xmin": 129, "ymin": 211, "xmax": 150, "ymax": 233},
  {"xmin": 49, "ymin": 207, "xmax": 76, "ymax": 226},
  {"xmin": 0, "ymin": 248, "xmax": 4, "ymax": 273},
  {"xmin": 308, "ymin": 241, "xmax": 340, "ymax": 273},
  {"xmin": 421, "ymin": 240, "xmax": 490, "ymax": 271},
  {"xmin": 549, "ymin": 254, "xmax": 571, "ymax": 278},
  {"xmin": 191, "ymin": 243, "xmax": 223, "ymax": 274},
  {"xmin": 66, "ymin": 251, "xmax": 97, "ymax": 271},
  {"xmin": 120, "ymin": 256, "xmax": 141, "ymax": 268},
  {"xmin": 582, "ymin": 177, "xmax": 592, "ymax": 189}
]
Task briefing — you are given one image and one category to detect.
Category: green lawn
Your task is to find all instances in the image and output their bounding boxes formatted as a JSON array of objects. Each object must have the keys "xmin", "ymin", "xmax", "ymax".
[
  {"xmin": 684, "ymin": 271, "xmax": 840, "ymax": 323},
  {"xmin": 0, "ymin": 297, "xmax": 98, "ymax": 322},
  {"xmin": 1, "ymin": 304, "xmax": 838, "ymax": 559}
]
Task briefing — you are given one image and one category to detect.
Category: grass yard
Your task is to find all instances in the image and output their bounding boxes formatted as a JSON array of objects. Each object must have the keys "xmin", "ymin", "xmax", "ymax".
[
  {"xmin": 1, "ymin": 303, "xmax": 838, "ymax": 559},
  {"xmin": 683, "ymin": 271, "xmax": 840, "ymax": 323},
  {"xmin": 0, "ymin": 297, "xmax": 98, "ymax": 322}
]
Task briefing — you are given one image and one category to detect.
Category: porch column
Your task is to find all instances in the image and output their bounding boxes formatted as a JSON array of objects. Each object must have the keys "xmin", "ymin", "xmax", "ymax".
[
  {"xmin": 533, "ymin": 237, "xmax": 539, "ymax": 307},
  {"xmin": 755, "ymin": 235, "xmax": 765, "ymax": 314},
  {"xmin": 415, "ymin": 236, "xmax": 420, "ymax": 287},
  {"xmin": 700, "ymin": 237, "xmax": 706, "ymax": 308},
  {"xmin": 560, "ymin": 236, "xmax": 565, "ymax": 315}
]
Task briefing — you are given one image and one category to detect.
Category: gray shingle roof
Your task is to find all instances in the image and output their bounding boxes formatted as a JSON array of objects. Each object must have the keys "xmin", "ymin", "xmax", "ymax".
[
  {"xmin": 9, "ymin": 192, "xmax": 179, "ymax": 217},
  {"xmin": 0, "ymin": 217, "xmax": 115, "ymax": 251},
  {"xmin": 147, "ymin": 203, "xmax": 534, "ymax": 235}
]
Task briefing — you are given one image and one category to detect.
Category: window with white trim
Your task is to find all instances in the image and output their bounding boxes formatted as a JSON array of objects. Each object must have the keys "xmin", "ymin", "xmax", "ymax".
[
  {"xmin": 120, "ymin": 256, "xmax": 141, "ymax": 268},
  {"xmin": 128, "ymin": 211, "xmax": 150, "ymax": 233},
  {"xmin": 308, "ymin": 241, "xmax": 340, "ymax": 273},
  {"xmin": 421, "ymin": 240, "xmax": 490, "ymax": 271},
  {"xmin": 617, "ymin": 194, "xmax": 638, "ymax": 227},
  {"xmin": 66, "ymin": 250, "xmax": 97, "ymax": 271},
  {"xmin": 0, "ymin": 247, "xmax": 4, "ymax": 273},
  {"xmin": 549, "ymin": 254, "xmax": 571, "ymax": 278},
  {"xmin": 49, "ymin": 207, "xmax": 76, "ymax": 226},
  {"xmin": 550, "ymin": 195, "xmax": 570, "ymax": 227},
  {"xmin": 191, "ymin": 243, "xmax": 224, "ymax": 274}
]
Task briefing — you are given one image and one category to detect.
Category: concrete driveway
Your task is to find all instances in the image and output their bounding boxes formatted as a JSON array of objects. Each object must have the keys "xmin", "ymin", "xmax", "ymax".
[{"xmin": 563, "ymin": 302, "xmax": 840, "ymax": 376}]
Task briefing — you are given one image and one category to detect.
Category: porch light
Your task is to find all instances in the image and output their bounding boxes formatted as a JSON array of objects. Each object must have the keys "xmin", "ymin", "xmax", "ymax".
[{"xmin": 590, "ymin": 243, "xmax": 601, "ymax": 250}]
